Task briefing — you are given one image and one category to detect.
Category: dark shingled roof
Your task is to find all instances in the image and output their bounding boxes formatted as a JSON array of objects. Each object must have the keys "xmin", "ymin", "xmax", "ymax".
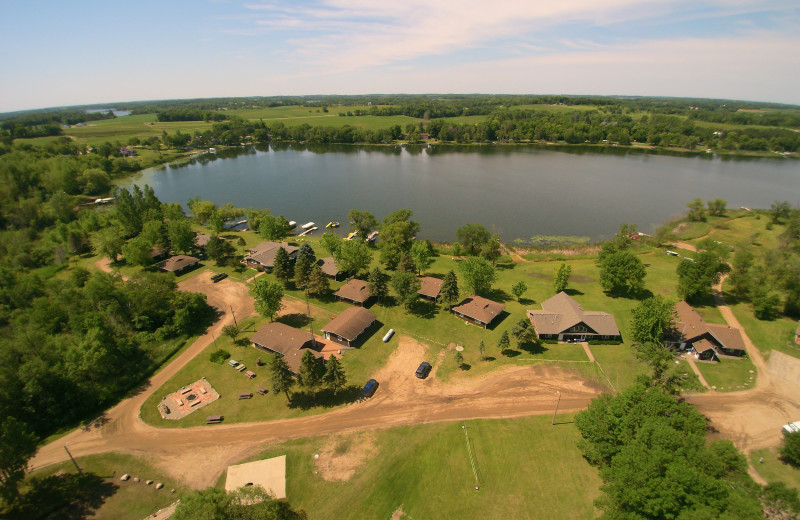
[
  {"xmin": 418, "ymin": 277, "xmax": 443, "ymax": 299},
  {"xmin": 250, "ymin": 322, "xmax": 319, "ymax": 373},
  {"xmin": 245, "ymin": 241, "xmax": 299, "ymax": 269},
  {"xmin": 675, "ymin": 301, "xmax": 746, "ymax": 353},
  {"xmin": 317, "ymin": 257, "xmax": 339, "ymax": 278},
  {"xmin": 528, "ymin": 292, "xmax": 620, "ymax": 337},
  {"xmin": 334, "ymin": 279, "xmax": 371, "ymax": 304},
  {"xmin": 157, "ymin": 255, "xmax": 199, "ymax": 272},
  {"xmin": 322, "ymin": 306, "xmax": 376, "ymax": 342},
  {"xmin": 452, "ymin": 296, "xmax": 505, "ymax": 325}
]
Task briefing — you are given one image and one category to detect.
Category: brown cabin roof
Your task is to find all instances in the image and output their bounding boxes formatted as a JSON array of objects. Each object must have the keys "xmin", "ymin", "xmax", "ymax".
[
  {"xmin": 149, "ymin": 246, "xmax": 168, "ymax": 258},
  {"xmin": 528, "ymin": 292, "xmax": 620, "ymax": 336},
  {"xmin": 250, "ymin": 322, "xmax": 319, "ymax": 373},
  {"xmin": 675, "ymin": 301, "xmax": 746, "ymax": 352},
  {"xmin": 334, "ymin": 279, "xmax": 371, "ymax": 304},
  {"xmin": 246, "ymin": 241, "xmax": 299, "ymax": 269},
  {"xmin": 317, "ymin": 257, "xmax": 339, "ymax": 278},
  {"xmin": 452, "ymin": 296, "xmax": 505, "ymax": 325},
  {"xmin": 418, "ymin": 277, "xmax": 443, "ymax": 299},
  {"xmin": 157, "ymin": 255, "xmax": 199, "ymax": 272},
  {"xmin": 194, "ymin": 233, "xmax": 212, "ymax": 248},
  {"xmin": 322, "ymin": 306, "xmax": 376, "ymax": 341}
]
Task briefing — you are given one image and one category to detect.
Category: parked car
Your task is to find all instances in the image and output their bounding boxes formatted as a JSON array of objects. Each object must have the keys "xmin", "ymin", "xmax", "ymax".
[
  {"xmin": 415, "ymin": 361, "xmax": 432, "ymax": 379},
  {"xmin": 361, "ymin": 379, "xmax": 379, "ymax": 398},
  {"xmin": 211, "ymin": 272, "xmax": 228, "ymax": 283},
  {"xmin": 665, "ymin": 250, "xmax": 679, "ymax": 257}
]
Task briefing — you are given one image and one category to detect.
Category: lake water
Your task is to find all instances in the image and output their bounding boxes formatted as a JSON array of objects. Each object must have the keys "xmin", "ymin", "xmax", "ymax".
[{"xmin": 122, "ymin": 144, "xmax": 800, "ymax": 243}]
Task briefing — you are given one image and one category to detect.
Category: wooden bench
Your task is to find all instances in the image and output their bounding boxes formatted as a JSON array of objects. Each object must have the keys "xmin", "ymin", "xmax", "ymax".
[
  {"xmin": 206, "ymin": 415, "xmax": 223, "ymax": 424},
  {"xmin": 238, "ymin": 393, "xmax": 253, "ymax": 400}
]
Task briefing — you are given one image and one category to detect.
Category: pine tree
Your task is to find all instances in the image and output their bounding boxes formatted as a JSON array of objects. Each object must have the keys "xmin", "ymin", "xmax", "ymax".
[
  {"xmin": 367, "ymin": 267, "xmax": 390, "ymax": 303},
  {"xmin": 478, "ymin": 340, "xmax": 486, "ymax": 360},
  {"xmin": 323, "ymin": 355, "xmax": 347, "ymax": 395},
  {"xmin": 269, "ymin": 353, "xmax": 295, "ymax": 403},
  {"xmin": 498, "ymin": 330, "xmax": 510, "ymax": 355},
  {"xmin": 307, "ymin": 265, "xmax": 330, "ymax": 296},
  {"xmin": 294, "ymin": 255, "xmax": 314, "ymax": 288},
  {"xmin": 440, "ymin": 270, "xmax": 460, "ymax": 310},
  {"xmin": 273, "ymin": 247, "xmax": 293, "ymax": 285},
  {"xmin": 298, "ymin": 350, "xmax": 324, "ymax": 395}
]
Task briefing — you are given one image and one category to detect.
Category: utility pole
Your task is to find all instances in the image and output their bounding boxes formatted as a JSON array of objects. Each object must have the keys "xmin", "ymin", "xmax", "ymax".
[
  {"xmin": 229, "ymin": 305, "xmax": 238, "ymax": 328},
  {"xmin": 64, "ymin": 442, "xmax": 81, "ymax": 474},
  {"xmin": 552, "ymin": 390, "xmax": 561, "ymax": 426}
]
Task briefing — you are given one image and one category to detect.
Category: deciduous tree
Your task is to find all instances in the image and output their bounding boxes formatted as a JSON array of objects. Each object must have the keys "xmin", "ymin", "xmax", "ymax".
[
  {"xmin": 391, "ymin": 271, "xmax": 421, "ymax": 311},
  {"xmin": 335, "ymin": 239, "xmax": 372, "ymax": 276},
  {"xmin": 251, "ymin": 279, "xmax": 284, "ymax": 321},
  {"xmin": 630, "ymin": 295, "xmax": 676, "ymax": 346},
  {"xmin": 0, "ymin": 417, "xmax": 38, "ymax": 506},
  {"xmin": 598, "ymin": 250, "xmax": 646, "ymax": 296},
  {"xmin": 456, "ymin": 223, "xmax": 491, "ymax": 255},
  {"xmin": 167, "ymin": 218, "xmax": 196, "ymax": 254},
  {"xmin": 512, "ymin": 280, "xmax": 528, "ymax": 301},
  {"xmin": 553, "ymin": 263, "xmax": 572, "ymax": 294},
  {"xmin": 367, "ymin": 267, "xmax": 390, "ymax": 303},
  {"xmin": 677, "ymin": 251, "xmax": 730, "ymax": 301},
  {"xmin": 348, "ymin": 209, "xmax": 378, "ymax": 238},
  {"xmin": 686, "ymin": 197, "xmax": 706, "ymax": 222},
  {"xmin": 458, "ymin": 256, "xmax": 496, "ymax": 296},
  {"xmin": 410, "ymin": 240, "xmax": 434, "ymax": 275}
]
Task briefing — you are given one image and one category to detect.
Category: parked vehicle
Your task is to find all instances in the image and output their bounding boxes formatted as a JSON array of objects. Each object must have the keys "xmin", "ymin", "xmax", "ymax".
[
  {"xmin": 665, "ymin": 250, "xmax": 679, "ymax": 257},
  {"xmin": 361, "ymin": 378, "xmax": 379, "ymax": 398},
  {"xmin": 415, "ymin": 361, "xmax": 432, "ymax": 379},
  {"xmin": 211, "ymin": 272, "xmax": 228, "ymax": 283}
]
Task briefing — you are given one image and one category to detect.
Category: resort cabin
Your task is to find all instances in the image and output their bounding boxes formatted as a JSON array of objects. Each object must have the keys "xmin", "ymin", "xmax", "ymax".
[
  {"xmin": 244, "ymin": 241, "xmax": 299, "ymax": 270},
  {"xmin": 669, "ymin": 301, "xmax": 747, "ymax": 362},
  {"xmin": 317, "ymin": 257, "xmax": 341, "ymax": 280},
  {"xmin": 451, "ymin": 295, "xmax": 505, "ymax": 329},
  {"xmin": 527, "ymin": 292, "xmax": 621, "ymax": 342},
  {"xmin": 334, "ymin": 279, "xmax": 372, "ymax": 306},
  {"xmin": 157, "ymin": 255, "xmax": 200, "ymax": 274},
  {"xmin": 417, "ymin": 276, "xmax": 443, "ymax": 302},
  {"xmin": 321, "ymin": 306, "xmax": 377, "ymax": 348},
  {"xmin": 250, "ymin": 321, "xmax": 322, "ymax": 374}
]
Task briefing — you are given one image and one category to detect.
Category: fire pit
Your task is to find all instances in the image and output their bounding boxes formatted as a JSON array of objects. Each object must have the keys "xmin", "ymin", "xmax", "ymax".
[{"xmin": 186, "ymin": 394, "xmax": 198, "ymax": 401}]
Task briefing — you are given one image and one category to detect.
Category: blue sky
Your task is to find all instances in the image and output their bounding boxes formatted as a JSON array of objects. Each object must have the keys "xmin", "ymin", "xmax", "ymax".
[{"xmin": 1, "ymin": 0, "xmax": 798, "ymax": 112}]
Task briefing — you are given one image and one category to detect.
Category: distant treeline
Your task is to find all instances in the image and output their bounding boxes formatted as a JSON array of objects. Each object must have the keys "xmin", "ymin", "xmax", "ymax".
[
  {"xmin": 0, "ymin": 109, "xmax": 115, "ymax": 140},
  {"xmin": 155, "ymin": 108, "xmax": 228, "ymax": 122}
]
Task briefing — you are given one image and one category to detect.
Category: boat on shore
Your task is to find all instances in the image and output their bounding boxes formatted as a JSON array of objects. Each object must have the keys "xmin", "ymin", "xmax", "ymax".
[
  {"xmin": 345, "ymin": 230, "xmax": 359, "ymax": 240},
  {"xmin": 326, "ymin": 221, "xmax": 340, "ymax": 228},
  {"xmin": 301, "ymin": 222, "xmax": 315, "ymax": 230}
]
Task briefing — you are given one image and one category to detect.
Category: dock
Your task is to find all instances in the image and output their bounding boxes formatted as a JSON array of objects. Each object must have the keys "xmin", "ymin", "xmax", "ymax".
[{"xmin": 297, "ymin": 226, "xmax": 318, "ymax": 237}]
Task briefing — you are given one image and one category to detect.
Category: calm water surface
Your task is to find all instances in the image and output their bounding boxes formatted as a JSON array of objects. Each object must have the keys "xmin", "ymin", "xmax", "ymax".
[{"xmin": 122, "ymin": 144, "xmax": 800, "ymax": 242}]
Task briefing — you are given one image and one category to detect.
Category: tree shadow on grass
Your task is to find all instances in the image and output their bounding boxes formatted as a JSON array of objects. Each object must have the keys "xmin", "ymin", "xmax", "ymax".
[
  {"xmin": 278, "ymin": 312, "xmax": 312, "ymax": 328},
  {"xmin": 13, "ymin": 473, "xmax": 116, "ymax": 520},
  {"xmin": 500, "ymin": 349, "xmax": 521, "ymax": 358},
  {"xmin": 518, "ymin": 297, "xmax": 536, "ymax": 306},
  {"xmin": 520, "ymin": 342, "xmax": 549, "ymax": 355},
  {"xmin": 409, "ymin": 300, "xmax": 438, "ymax": 319},
  {"xmin": 482, "ymin": 356, "xmax": 496, "ymax": 362},
  {"xmin": 564, "ymin": 288, "xmax": 584, "ymax": 296},
  {"xmin": 458, "ymin": 363, "xmax": 472, "ymax": 371},
  {"xmin": 481, "ymin": 288, "xmax": 512, "ymax": 304},
  {"xmin": 604, "ymin": 287, "xmax": 654, "ymax": 301},
  {"xmin": 288, "ymin": 385, "xmax": 362, "ymax": 411}
]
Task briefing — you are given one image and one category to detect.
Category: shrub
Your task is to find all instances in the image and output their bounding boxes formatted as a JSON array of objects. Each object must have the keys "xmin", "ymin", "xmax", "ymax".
[
  {"xmin": 780, "ymin": 432, "xmax": 800, "ymax": 468},
  {"xmin": 209, "ymin": 349, "xmax": 231, "ymax": 364}
]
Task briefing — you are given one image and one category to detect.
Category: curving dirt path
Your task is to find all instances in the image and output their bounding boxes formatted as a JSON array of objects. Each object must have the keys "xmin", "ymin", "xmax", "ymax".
[{"xmin": 30, "ymin": 274, "xmax": 601, "ymax": 488}]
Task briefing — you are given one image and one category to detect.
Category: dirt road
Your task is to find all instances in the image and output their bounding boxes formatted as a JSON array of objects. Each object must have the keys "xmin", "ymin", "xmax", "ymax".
[{"xmin": 30, "ymin": 275, "xmax": 601, "ymax": 488}]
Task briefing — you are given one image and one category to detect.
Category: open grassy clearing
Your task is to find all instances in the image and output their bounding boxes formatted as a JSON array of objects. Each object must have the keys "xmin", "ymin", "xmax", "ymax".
[
  {"xmin": 230, "ymin": 415, "xmax": 600, "ymax": 520},
  {"xmin": 693, "ymin": 356, "xmax": 757, "ymax": 391},
  {"xmin": 750, "ymin": 448, "xmax": 800, "ymax": 491},
  {"xmin": 23, "ymin": 452, "xmax": 188, "ymax": 520}
]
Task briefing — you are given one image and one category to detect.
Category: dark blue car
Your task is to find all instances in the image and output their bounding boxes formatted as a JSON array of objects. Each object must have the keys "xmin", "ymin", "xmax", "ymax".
[
  {"xmin": 415, "ymin": 361, "xmax": 432, "ymax": 379},
  {"xmin": 361, "ymin": 379, "xmax": 379, "ymax": 398}
]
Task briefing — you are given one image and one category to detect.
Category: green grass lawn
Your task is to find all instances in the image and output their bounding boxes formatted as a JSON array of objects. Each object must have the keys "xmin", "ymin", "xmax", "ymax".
[
  {"xmin": 693, "ymin": 356, "xmax": 757, "ymax": 391},
  {"xmin": 725, "ymin": 296, "xmax": 800, "ymax": 360},
  {"xmin": 751, "ymin": 447, "xmax": 800, "ymax": 490},
  {"xmin": 231, "ymin": 414, "xmax": 600, "ymax": 520},
  {"xmin": 141, "ymin": 235, "xmax": 727, "ymax": 427},
  {"xmin": 22, "ymin": 452, "xmax": 188, "ymax": 520}
]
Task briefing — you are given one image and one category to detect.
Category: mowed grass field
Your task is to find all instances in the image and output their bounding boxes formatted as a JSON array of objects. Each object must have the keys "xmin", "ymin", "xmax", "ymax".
[
  {"xmin": 230, "ymin": 415, "xmax": 601, "ymax": 520},
  {"xmin": 24, "ymin": 452, "xmax": 189, "ymax": 520},
  {"xmin": 750, "ymin": 448, "xmax": 800, "ymax": 491}
]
